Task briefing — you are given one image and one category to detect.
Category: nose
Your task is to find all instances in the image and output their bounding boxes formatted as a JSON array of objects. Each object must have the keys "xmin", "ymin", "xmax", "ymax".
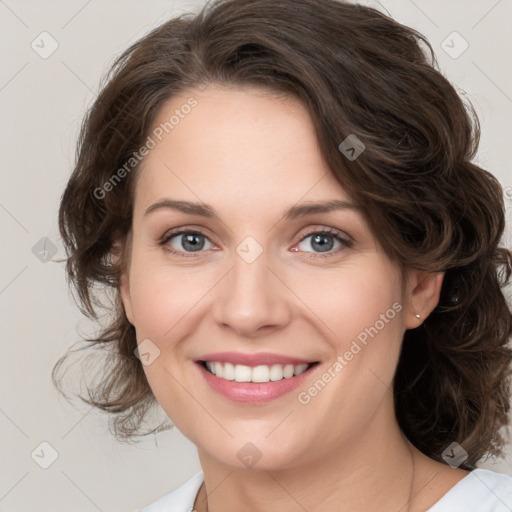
[{"xmin": 211, "ymin": 248, "xmax": 292, "ymax": 338}]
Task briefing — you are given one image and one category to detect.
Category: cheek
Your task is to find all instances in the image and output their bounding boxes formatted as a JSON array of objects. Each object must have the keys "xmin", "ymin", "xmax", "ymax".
[
  {"xmin": 128, "ymin": 253, "xmax": 211, "ymax": 340},
  {"xmin": 127, "ymin": 254, "xmax": 204, "ymax": 423},
  {"xmin": 126, "ymin": 252, "xmax": 218, "ymax": 411},
  {"xmin": 291, "ymin": 258, "xmax": 405, "ymax": 414},
  {"xmin": 290, "ymin": 259, "xmax": 403, "ymax": 347}
]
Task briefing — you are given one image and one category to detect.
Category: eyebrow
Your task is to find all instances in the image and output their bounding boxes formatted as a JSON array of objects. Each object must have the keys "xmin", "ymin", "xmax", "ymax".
[{"xmin": 143, "ymin": 199, "xmax": 361, "ymax": 220}]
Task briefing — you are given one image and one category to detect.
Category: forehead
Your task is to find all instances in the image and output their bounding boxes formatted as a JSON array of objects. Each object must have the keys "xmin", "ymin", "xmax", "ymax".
[{"xmin": 133, "ymin": 85, "xmax": 351, "ymax": 215}]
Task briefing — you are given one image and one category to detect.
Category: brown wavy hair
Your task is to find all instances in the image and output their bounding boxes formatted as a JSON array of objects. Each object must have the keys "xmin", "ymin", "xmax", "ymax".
[{"xmin": 53, "ymin": 0, "xmax": 512, "ymax": 469}]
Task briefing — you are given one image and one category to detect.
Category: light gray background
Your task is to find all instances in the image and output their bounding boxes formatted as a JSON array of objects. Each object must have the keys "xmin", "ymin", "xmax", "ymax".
[{"xmin": 1, "ymin": 1, "xmax": 511, "ymax": 511}]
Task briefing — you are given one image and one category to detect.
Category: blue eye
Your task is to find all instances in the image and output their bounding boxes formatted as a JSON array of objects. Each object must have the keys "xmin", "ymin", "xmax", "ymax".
[
  {"xmin": 160, "ymin": 230, "xmax": 214, "ymax": 256},
  {"xmin": 296, "ymin": 228, "xmax": 352, "ymax": 257},
  {"xmin": 159, "ymin": 227, "xmax": 352, "ymax": 258}
]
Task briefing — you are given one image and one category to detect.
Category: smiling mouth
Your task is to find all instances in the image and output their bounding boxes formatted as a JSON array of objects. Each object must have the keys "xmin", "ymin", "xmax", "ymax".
[{"xmin": 198, "ymin": 360, "xmax": 319, "ymax": 383}]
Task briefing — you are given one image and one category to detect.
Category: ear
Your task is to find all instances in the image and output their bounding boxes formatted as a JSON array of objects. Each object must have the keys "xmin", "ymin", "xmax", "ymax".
[
  {"xmin": 112, "ymin": 233, "xmax": 135, "ymax": 326},
  {"xmin": 403, "ymin": 269, "xmax": 444, "ymax": 329}
]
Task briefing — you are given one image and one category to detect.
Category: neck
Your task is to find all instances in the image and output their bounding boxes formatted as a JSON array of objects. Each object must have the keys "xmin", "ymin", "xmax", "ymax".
[{"xmin": 194, "ymin": 412, "xmax": 419, "ymax": 512}]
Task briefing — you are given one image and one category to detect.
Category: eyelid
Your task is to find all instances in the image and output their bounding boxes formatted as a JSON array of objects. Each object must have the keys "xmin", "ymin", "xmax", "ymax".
[
  {"xmin": 296, "ymin": 226, "xmax": 353, "ymax": 244},
  {"xmin": 160, "ymin": 226, "xmax": 209, "ymax": 243}
]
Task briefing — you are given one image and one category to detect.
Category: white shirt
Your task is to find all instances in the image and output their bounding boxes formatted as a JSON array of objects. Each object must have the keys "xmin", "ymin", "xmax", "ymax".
[{"xmin": 139, "ymin": 468, "xmax": 512, "ymax": 511}]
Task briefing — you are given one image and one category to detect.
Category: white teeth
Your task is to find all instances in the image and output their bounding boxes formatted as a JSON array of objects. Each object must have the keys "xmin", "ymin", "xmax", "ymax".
[
  {"xmin": 252, "ymin": 365, "xmax": 270, "ymax": 383},
  {"xmin": 223, "ymin": 362, "xmax": 235, "ymax": 380},
  {"xmin": 234, "ymin": 364, "xmax": 252, "ymax": 382},
  {"xmin": 269, "ymin": 364, "xmax": 283, "ymax": 381},
  {"xmin": 203, "ymin": 361, "xmax": 312, "ymax": 383},
  {"xmin": 283, "ymin": 364, "xmax": 294, "ymax": 378},
  {"xmin": 294, "ymin": 364, "xmax": 309, "ymax": 376}
]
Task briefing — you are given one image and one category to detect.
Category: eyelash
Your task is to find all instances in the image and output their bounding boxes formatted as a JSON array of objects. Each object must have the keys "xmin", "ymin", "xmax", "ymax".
[{"xmin": 158, "ymin": 227, "xmax": 353, "ymax": 259}]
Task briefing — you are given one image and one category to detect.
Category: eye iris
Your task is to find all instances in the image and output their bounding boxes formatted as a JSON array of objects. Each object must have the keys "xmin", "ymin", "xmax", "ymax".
[
  {"xmin": 181, "ymin": 233, "xmax": 204, "ymax": 252},
  {"xmin": 312, "ymin": 234, "xmax": 333, "ymax": 253}
]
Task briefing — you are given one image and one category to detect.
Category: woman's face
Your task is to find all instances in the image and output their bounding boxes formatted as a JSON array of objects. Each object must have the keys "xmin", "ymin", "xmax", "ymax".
[{"xmin": 120, "ymin": 84, "xmax": 434, "ymax": 470}]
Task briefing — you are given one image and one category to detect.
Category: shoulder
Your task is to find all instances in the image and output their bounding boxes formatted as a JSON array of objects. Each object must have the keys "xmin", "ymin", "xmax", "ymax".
[
  {"xmin": 139, "ymin": 471, "xmax": 204, "ymax": 512},
  {"xmin": 427, "ymin": 468, "xmax": 512, "ymax": 512}
]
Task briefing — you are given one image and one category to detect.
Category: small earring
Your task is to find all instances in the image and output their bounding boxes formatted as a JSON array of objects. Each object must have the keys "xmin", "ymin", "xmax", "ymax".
[{"xmin": 415, "ymin": 313, "xmax": 421, "ymax": 319}]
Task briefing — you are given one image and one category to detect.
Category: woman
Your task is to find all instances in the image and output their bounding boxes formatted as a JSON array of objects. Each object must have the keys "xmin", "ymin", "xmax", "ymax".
[{"xmin": 53, "ymin": 0, "xmax": 512, "ymax": 510}]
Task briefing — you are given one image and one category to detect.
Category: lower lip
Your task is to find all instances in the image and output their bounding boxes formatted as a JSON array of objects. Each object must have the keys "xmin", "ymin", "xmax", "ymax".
[{"xmin": 196, "ymin": 362, "xmax": 318, "ymax": 404}]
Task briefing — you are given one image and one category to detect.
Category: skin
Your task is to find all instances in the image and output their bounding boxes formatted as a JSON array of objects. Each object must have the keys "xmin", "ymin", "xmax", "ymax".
[{"xmin": 119, "ymin": 84, "xmax": 469, "ymax": 512}]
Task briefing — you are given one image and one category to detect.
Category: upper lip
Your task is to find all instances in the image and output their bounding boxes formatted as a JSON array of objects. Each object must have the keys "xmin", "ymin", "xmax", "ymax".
[{"xmin": 195, "ymin": 352, "xmax": 317, "ymax": 367}]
